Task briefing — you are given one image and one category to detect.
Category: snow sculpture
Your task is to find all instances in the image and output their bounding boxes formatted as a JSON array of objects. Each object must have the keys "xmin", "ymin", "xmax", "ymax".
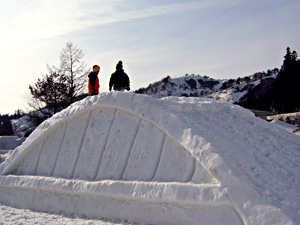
[
  {"xmin": 3, "ymin": 98, "xmax": 215, "ymax": 185},
  {"xmin": 0, "ymin": 92, "xmax": 299, "ymax": 225}
]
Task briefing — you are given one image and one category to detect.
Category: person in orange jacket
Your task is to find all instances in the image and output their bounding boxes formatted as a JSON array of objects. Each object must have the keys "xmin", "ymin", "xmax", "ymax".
[{"xmin": 88, "ymin": 65, "xmax": 100, "ymax": 95}]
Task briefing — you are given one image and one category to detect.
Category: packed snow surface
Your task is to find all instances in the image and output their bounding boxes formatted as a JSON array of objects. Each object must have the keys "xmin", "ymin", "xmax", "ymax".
[
  {"xmin": 1, "ymin": 92, "xmax": 300, "ymax": 225},
  {"xmin": 0, "ymin": 136, "xmax": 25, "ymax": 165},
  {"xmin": 0, "ymin": 136, "xmax": 25, "ymax": 151},
  {"xmin": 0, "ymin": 203, "xmax": 125, "ymax": 225}
]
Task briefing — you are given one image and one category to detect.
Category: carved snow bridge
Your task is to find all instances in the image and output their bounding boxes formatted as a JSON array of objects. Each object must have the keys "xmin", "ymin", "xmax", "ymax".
[{"xmin": 1, "ymin": 92, "xmax": 295, "ymax": 224}]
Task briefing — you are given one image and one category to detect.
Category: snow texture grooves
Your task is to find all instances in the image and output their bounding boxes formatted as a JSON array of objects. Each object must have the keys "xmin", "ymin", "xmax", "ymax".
[
  {"xmin": 9, "ymin": 106, "xmax": 215, "ymax": 184},
  {"xmin": 20, "ymin": 142, "xmax": 44, "ymax": 175},
  {"xmin": 122, "ymin": 120, "xmax": 166, "ymax": 182},
  {"xmin": 53, "ymin": 112, "xmax": 91, "ymax": 178},
  {"xmin": 185, "ymin": 155, "xmax": 196, "ymax": 182},
  {"xmin": 36, "ymin": 123, "xmax": 67, "ymax": 176},
  {"xmin": 120, "ymin": 119, "xmax": 142, "ymax": 180},
  {"xmin": 151, "ymin": 133, "xmax": 167, "ymax": 181},
  {"xmin": 96, "ymin": 109, "xmax": 142, "ymax": 180},
  {"xmin": 70, "ymin": 110, "xmax": 92, "ymax": 178},
  {"xmin": 50, "ymin": 123, "xmax": 67, "ymax": 176},
  {"xmin": 32, "ymin": 140, "xmax": 45, "ymax": 175},
  {"xmin": 93, "ymin": 109, "xmax": 117, "ymax": 180}
]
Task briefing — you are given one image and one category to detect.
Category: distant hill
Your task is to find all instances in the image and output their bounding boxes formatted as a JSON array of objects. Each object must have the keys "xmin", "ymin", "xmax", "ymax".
[
  {"xmin": 135, "ymin": 69, "xmax": 279, "ymax": 111},
  {"xmin": 135, "ymin": 47, "xmax": 300, "ymax": 115}
]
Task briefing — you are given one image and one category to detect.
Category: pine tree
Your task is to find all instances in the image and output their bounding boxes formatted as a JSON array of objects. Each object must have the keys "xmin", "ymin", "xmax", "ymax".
[
  {"xmin": 272, "ymin": 47, "xmax": 300, "ymax": 113},
  {"xmin": 29, "ymin": 72, "xmax": 68, "ymax": 114},
  {"xmin": 282, "ymin": 47, "xmax": 292, "ymax": 70}
]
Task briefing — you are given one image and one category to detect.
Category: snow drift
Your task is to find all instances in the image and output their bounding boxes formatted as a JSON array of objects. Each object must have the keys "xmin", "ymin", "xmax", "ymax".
[
  {"xmin": 0, "ymin": 92, "xmax": 299, "ymax": 224},
  {"xmin": 0, "ymin": 136, "xmax": 25, "ymax": 151}
]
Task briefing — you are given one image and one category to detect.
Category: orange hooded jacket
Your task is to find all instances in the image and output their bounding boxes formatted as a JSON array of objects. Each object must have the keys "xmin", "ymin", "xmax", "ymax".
[{"xmin": 88, "ymin": 65, "xmax": 100, "ymax": 95}]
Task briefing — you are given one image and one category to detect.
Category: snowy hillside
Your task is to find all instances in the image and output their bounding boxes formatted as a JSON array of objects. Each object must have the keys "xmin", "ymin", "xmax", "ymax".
[
  {"xmin": 135, "ymin": 75, "xmax": 222, "ymax": 98},
  {"xmin": 1, "ymin": 92, "xmax": 300, "ymax": 224},
  {"xmin": 135, "ymin": 72, "xmax": 278, "ymax": 106}
]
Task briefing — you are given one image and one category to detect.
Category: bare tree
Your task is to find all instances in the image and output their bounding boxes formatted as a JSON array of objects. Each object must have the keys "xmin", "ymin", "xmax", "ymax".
[{"xmin": 52, "ymin": 42, "xmax": 89, "ymax": 104}]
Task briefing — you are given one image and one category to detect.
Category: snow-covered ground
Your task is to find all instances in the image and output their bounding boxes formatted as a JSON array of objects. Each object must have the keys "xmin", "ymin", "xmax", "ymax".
[
  {"xmin": 0, "ymin": 136, "xmax": 25, "ymax": 165},
  {"xmin": 270, "ymin": 119, "xmax": 300, "ymax": 135},
  {"xmin": 269, "ymin": 112, "xmax": 300, "ymax": 128},
  {"xmin": 0, "ymin": 136, "xmax": 25, "ymax": 151},
  {"xmin": 0, "ymin": 203, "xmax": 128, "ymax": 225},
  {"xmin": 1, "ymin": 92, "xmax": 300, "ymax": 224}
]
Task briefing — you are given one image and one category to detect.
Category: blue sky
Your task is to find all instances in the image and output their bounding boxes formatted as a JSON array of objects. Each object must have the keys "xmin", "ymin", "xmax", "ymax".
[{"xmin": 0, "ymin": 0, "xmax": 299, "ymax": 114}]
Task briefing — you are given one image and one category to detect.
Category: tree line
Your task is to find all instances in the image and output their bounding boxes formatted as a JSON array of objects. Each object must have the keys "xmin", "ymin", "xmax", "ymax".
[
  {"xmin": 240, "ymin": 47, "xmax": 300, "ymax": 113},
  {"xmin": 0, "ymin": 110, "xmax": 24, "ymax": 136}
]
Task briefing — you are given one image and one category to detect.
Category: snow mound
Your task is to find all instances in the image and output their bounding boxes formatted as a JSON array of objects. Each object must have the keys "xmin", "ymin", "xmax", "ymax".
[
  {"xmin": 0, "ymin": 136, "xmax": 25, "ymax": 165},
  {"xmin": 1, "ymin": 92, "xmax": 300, "ymax": 225},
  {"xmin": 0, "ymin": 136, "xmax": 25, "ymax": 151},
  {"xmin": 11, "ymin": 115, "xmax": 36, "ymax": 137}
]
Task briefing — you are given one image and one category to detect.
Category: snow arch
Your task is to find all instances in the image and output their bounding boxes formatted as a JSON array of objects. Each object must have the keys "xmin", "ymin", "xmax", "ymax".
[
  {"xmin": 1, "ymin": 92, "xmax": 299, "ymax": 225},
  {"xmin": 10, "ymin": 105, "xmax": 214, "ymax": 184}
]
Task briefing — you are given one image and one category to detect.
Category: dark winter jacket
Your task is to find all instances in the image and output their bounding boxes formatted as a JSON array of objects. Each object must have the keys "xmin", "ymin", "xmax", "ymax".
[
  {"xmin": 88, "ymin": 72, "xmax": 100, "ymax": 95},
  {"xmin": 109, "ymin": 69, "xmax": 130, "ymax": 91}
]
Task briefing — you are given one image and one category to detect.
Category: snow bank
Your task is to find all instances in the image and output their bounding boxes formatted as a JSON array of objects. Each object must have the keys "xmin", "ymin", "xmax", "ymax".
[
  {"xmin": 0, "ymin": 136, "xmax": 25, "ymax": 165},
  {"xmin": 268, "ymin": 112, "xmax": 300, "ymax": 127},
  {"xmin": 11, "ymin": 115, "xmax": 36, "ymax": 137},
  {"xmin": 1, "ymin": 92, "xmax": 300, "ymax": 225},
  {"xmin": 0, "ymin": 136, "xmax": 25, "ymax": 151},
  {"xmin": 0, "ymin": 203, "xmax": 121, "ymax": 225}
]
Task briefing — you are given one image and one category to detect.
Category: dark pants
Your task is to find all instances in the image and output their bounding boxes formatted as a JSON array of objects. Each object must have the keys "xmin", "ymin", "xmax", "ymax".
[{"xmin": 114, "ymin": 87, "xmax": 126, "ymax": 91}]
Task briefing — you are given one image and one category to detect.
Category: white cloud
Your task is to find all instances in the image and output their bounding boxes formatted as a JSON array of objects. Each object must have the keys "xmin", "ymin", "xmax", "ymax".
[
  {"xmin": 0, "ymin": 0, "xmax": 241, "ymax": 46},
  {"xmin": 81, "ymin": 0, "xmax": 241, "ymax": 27}
]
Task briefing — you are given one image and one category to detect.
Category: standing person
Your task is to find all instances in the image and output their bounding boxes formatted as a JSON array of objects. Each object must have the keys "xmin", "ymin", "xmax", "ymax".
[
  {"xmin": 88, "ymin": 65, "xmax": 100, "ymax": 95},
  {"xmin": 109, "ymin": 61, "xmax": 130, "ymax": 91}
]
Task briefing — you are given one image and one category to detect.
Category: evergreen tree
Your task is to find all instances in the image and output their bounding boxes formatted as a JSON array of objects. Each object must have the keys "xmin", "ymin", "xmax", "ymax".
[
  {"xmin": 0, "ymin": 111, "xmax": 24, "ymax": 136},
  {"xmin": 0, "ymin": 114, "xmax": 13, "ymax": 135},
  {"xmin": 272, "ymin": 47, "xmax": 300, "ymax": 113},
  {"xmin": 291, "ymin": 51, "xmax": 298, "ymax": 61},
  {"xmin": 282, "ymin": 47, "xmax": 292, "ymax": 70},
  {"xmin": 29, "ymin": 72, "xmax": 68, "ymax": 114}
]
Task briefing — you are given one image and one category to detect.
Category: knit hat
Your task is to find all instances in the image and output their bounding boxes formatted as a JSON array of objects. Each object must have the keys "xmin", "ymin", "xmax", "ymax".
[
  {"xmin": 93, "ymin": 65, "xmax": 100, "ymax": 73},
  {"xmin": 116, "ymin": 61, "xmax": 123, "ymax": 69}
]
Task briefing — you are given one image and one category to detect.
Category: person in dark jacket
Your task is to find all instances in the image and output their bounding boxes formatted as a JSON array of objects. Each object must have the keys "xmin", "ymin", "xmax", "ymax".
[
  {"xmin": 88, "ymin": 65, "xmax": 100, "ymax": 95},
  {"xmin": 109, "ymin": 61, "xmax": 130, "ymax": 91}
]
